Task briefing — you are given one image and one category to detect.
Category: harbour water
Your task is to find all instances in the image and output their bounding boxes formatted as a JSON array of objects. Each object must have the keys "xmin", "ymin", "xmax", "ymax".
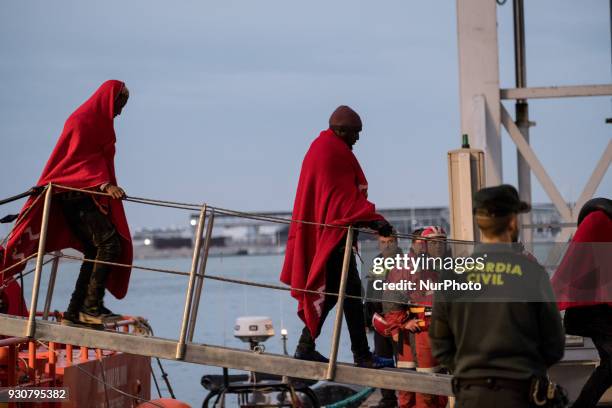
[{"xmin": 21, "ymin": 254, "xmax": 359, "ymax": 407}]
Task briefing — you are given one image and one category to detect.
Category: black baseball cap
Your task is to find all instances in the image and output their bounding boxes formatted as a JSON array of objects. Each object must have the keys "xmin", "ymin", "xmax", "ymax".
[{"xmin": 473, "ymin": 184, "xmax": 531, "ymax": 217}]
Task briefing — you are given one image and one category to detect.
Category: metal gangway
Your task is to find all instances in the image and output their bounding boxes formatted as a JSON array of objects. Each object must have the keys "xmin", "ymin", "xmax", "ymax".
[{"xmin": 0, "ymin": 183, "xmax": 454, "ymax": 398}]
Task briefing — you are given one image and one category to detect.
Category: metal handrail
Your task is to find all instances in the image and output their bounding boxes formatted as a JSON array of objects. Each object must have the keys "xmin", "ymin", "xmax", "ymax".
[{"xmin": 1, "ymin": 182, "xmax": 462, "ymax": 386}]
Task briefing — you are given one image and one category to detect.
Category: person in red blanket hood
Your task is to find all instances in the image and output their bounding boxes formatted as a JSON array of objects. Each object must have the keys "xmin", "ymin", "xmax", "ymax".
[
  {"xmin": 552, "ymin": 197, "xmax": 612, "ymax": 408},
  {"xmin": 2, "ymin": 80, "xmax": 132, "ymax": 327},
  {"xmin": 280, "ymin": 105, "xmax": 393, "ymax": 367}
]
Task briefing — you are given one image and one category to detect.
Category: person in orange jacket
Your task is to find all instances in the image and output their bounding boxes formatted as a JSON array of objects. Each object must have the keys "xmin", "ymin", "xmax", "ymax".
[
  {"xmin": 373, "ymin": 227, "xmax": 446, "ymax": 408},
  {"xmin": 408, "ymin": 226, "xmax": 448, "ymax": 408}
]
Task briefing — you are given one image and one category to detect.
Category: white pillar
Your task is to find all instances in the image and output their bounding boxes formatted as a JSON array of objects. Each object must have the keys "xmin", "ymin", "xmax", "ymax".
[{"xmin": 457, "ymin": 0, "xmax": 503, "ymax": 186}]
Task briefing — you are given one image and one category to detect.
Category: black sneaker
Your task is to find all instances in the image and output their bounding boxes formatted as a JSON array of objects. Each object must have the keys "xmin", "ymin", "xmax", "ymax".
[
  {"xmin": 294, "ymin": 349, "xmax": 330, "ymax": 363},
  {"xmin": 354, "ymin": 354, "xmax": 394, "ymax": 369}
]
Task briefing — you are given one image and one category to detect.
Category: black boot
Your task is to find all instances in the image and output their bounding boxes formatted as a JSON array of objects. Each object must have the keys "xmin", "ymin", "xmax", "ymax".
[
  {"xmin": 99, "ymin": 301, "xmax": 122, "ymax": 322},
  {"xmin": 61, "ymin": 305, "xmax": 81, "ymax": 326},
  {"xmin": 63, "ymin": 293, "xmax": 104, "ymax": 329},
  {"xmin": 79, "ymin": 266, "xmax": 109, "ymax": 325},
  {"xmin": 62, "ymin": 259, "xmax": 93, "ymax": 326},
  {"xmin": 62, "ymin": 291, "xmax": 84, "ymax": 325}
]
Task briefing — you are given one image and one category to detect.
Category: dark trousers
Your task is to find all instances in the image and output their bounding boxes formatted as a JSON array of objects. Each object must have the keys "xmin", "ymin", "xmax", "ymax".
[
  {"xmin": 58, "ymin": 193, "xmax": 121, "ymax": 313},
  {"xmin": 567, "ymin": 305, "xmax": 612, "ymax": 408},
  {"xmin": 572, "ymin": 335, "xmax": 612, "ymax": 408},
  {"xmin": 455, "ymin": 384, "xmax": 529, "ymax": 408},
  {"xmin": 297, "ymin": 243, "xmax": 370, "ymax": 359},
  {"xmin": 375, "ymin": 331, "xmax": 398, "ymax": 405}
]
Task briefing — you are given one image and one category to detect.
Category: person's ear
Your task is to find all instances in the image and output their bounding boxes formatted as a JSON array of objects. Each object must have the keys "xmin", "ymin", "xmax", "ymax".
[{"xmin": 509, "ymin": 213, "xmax": 518, "ymax": 235}]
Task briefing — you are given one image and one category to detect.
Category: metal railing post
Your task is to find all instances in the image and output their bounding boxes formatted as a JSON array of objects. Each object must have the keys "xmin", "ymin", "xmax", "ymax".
[
  {"xmin": 27, "ymin": 184, "xmax": 53, "ymax": 337},
  {"xmin": 187, "ymin": 210, "xmax": 215, "ymax": 342},
  {"xmin": 66, "ymin": 344, "xmax": 73, "ymax": 365},
  {"xmin": 326, "ymin": 226, "xmax": 354, "ymax": 380},
  {"xmin": 28, "ymin": 340, "xmax": 36, "ymax": 379},
  {"xmin": 49, "ymin": 342, "xmax": 56, "ymax": 385},
  {"xmin": 8, "ymin": 345, "xmax": 17, "ymax": 386},
  {"xmin": 42, "ymin": 252, "xmax": 60, "ymax": 320},
  {"xmin": 176, "ymin": 204, "xmax": 207, "ymax": 359}
]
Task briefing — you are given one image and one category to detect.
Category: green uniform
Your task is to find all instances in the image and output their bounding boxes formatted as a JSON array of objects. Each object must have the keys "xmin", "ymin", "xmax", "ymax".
[{"xmin": 429, "ymin": 244, "xmax": 565, "ymax": 406}]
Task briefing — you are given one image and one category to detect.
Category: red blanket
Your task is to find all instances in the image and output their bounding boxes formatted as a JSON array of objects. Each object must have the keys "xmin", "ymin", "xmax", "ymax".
[
  {"xmin": 0, "ymin": 246, "xmax": 28, "ymax": 317},
  {"xmin": 280, "ymin": 129, "xmax": 384, "ymax": 338},
  {"xmin": 2, "ymin": 80, "xmax": 133, "ymax": 299},
  {"xmin": 552, "ymin": 210, "xmax": 612, "ymax": 310}
]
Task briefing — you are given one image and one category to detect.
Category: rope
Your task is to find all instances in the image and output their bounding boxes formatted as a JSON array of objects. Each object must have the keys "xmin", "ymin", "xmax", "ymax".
[
  {"xmin": 32, "ymin": 340, "xmax": 164, "ymax": 408},
  {"xmin": 208, "ymin": 205, "xmax": 470, "ymax": 244},
  {"xmin": 98, "ymin": 358, "xmax": 112, "ymax": 408},
  {"xmin": 150, "ymin": 362, "xmax": 163, "ymax": 399},
  {"xmin": 34, "ymin": 338, "xmax": 166, "ymax": 408},
  {"xmin": 135, "ymin": 319, "xmax": 177, "ymax": 399},
  {"xmin": 0, "ymin": 252, "xmax": 39, "ymax": 282},
  {"xmin": 0, "ymin": 256, "xmax": 56, "ymax": 290},
  {"xmin": 48, "ymin": 183, "xmax": 475, "ymax": 244},
  {"xmin": 72, "ymin": 360, "xmax": 165, "ymax": 408},
  {"xmin": 55, "ymin": 253, "xmax": 428, "ymax": 309},
  {"xmin": 0, "ymin": 186, "xmax": 47, "ymax": 248}
]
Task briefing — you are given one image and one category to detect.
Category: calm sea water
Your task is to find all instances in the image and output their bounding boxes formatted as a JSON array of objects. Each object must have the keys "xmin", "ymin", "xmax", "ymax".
[{"xmin": 21, "ymin": 254, "xmax": 361, "ymax": 407}]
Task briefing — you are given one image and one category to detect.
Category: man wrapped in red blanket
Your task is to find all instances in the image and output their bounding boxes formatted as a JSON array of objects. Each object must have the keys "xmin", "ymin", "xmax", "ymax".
[
  {"xmin": 280, "ymin": 105, "xmax": 393, "ymax": 367},
  {"xmin": 2, "ymin": 80, "xmax": 132, "ymax": 327},
  {"xmin": 552, "ymin": 197, "xmax": 612, "ymax": 407}
]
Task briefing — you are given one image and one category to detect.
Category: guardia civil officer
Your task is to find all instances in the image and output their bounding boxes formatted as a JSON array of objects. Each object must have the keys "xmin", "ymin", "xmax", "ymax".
[{"xmin": 429, "ymin": 184, "xmax": 565, "ymax": 408}]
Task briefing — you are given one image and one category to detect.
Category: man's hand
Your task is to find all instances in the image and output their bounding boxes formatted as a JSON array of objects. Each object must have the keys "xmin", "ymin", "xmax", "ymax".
[
  {"xmin": 104, "ymin": 184, "xmax": 126, "ymax": 199},
  {"xmin": 369, "ymin": 220, "xmax": 394, "ymax": 237},
  {"xmin": 403, "ymin": 319, "xmax": 422, "ymax": 333}
]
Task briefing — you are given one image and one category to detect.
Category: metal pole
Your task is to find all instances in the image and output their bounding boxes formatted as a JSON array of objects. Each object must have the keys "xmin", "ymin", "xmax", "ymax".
[
  {"xmin": 187, "ymin": 210, "xmax": 215, "ymax": 342},
  {"xmin": 513, "ymin": 0, "xmax": 526, "ymax": 89},
  {"xmin": 42, "ymin": 252, "xmax": 60, "ymax": 320},
  {"xmin": 513, "ymin": 0, "xmax": 533, "ymax": 245},
  {"xmin": 176, "ymin": 204, "xmax": 207, "ymax": 359},
  {"xmin": 26, "ymin": 184, "xmax": 53, "ymax": 338},
  {"xmin": 326, "ymin": 227, "xmax": 354, "ymax": 380},
  {"xmin": 608, "ymin": 0, "xmax": 612, "ymax": 124}
]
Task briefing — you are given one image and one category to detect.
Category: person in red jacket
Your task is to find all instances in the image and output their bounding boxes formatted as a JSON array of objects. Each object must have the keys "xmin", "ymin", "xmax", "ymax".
[
  {"xmin": 2, "ymin": 80, "xmax": 133, "ymax": 327},
  {"xmin": 552, "ymin": 197, "xmax": 612, "ymax": 408},
  {"xmin": 280, "ymin": 105, "xmax": 392, "ymax": 367},
  {"xmin": 378, "ymin": 227, "xmax": 448, "ymax": 408},
  {"xmin": 376, "ymin": 230, "xmax": 422, "ymax": 408}
]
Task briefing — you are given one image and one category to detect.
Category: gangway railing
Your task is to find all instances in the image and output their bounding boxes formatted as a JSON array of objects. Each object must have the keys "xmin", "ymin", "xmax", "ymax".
[{"xmin": 0, "ymin": 183, "xmax": 457, "ymax": 396}]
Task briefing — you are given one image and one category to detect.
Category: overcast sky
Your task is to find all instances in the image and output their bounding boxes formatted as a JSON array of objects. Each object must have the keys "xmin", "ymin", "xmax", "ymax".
[{"xmin": 1, "ymin": 1, "xmax": 610, "ymax": 234}]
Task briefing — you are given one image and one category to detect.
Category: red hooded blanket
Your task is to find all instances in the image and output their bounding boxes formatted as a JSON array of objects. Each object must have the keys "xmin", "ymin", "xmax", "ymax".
[
  {"xmin": 1, "ymin": 80, "xmax": 133, "ymax": 299},
  {"xmin": 552, "ymin": 210, "xmax": 612, "ymax": 311},
  {"xmin": 0, "ymin": 245, "xmax": 28, "ymax": 317},
  {"xmin": 280, "ymin": 129, "xmax": 384, "ymax": 338}
]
